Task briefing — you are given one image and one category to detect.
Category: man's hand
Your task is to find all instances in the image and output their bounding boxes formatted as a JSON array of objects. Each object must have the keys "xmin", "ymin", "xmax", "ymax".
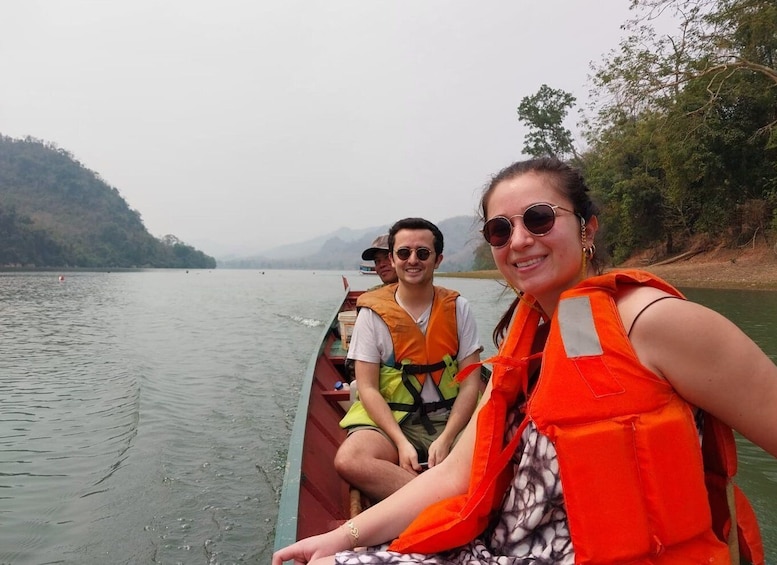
[
  {"xmin": 397, "ymin": 439, "xmax": 422, "ymax": 474},
  {"xmin": 426, "ymin": 436, "xmax": 453, "ymax": 468}
]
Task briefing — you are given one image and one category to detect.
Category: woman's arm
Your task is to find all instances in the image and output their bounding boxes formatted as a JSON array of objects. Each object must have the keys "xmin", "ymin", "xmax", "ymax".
[{"xmin": 624, "ymin": 288, "xmax": 777, "ymax": 457}]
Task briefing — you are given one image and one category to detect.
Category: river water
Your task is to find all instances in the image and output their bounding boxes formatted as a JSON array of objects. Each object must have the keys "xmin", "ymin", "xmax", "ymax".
[{"xmin": 0, "ymin": 269, "xmax": 774, "ymax": 564}]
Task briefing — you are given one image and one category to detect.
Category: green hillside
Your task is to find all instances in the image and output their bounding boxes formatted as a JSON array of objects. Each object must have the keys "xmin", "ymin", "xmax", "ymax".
[{"xmin": 0, "ymin": 135, "xmax": 215, "ymax": 269}]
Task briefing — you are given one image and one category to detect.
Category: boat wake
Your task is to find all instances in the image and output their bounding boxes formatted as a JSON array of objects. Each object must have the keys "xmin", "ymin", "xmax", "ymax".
[{"xmin": 277, "ymin": 313, "xmax": 326, "ymax": 328}]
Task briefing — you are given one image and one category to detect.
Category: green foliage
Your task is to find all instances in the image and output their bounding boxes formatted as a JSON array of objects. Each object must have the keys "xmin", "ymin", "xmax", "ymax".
[
  {"xmin": 582, "ymin": 0, "xmax": 777, "ymax": 261},
  {"xmin": 162, "ymin": 237, "xmax": 217, "ymax": 269},
  {"xmin": 0, "ymin": 205, "xmax": 68, "ymax": 266},
  {"xmin": 517, "ymin": 85, "xmax": 578, "ymax": 160},
  {"xmin": 0, "ymin": 135, "xmax": 216, "ymax": 269},
  {"xmin": 472, "ymin": 240, "xmax": 497, "ymax": 271}
]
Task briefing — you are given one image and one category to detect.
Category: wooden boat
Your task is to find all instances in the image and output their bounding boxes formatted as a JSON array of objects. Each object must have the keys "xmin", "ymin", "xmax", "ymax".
[{"xmin": 273, "ymin": 276, "xmax": 364, "ymax": 551}]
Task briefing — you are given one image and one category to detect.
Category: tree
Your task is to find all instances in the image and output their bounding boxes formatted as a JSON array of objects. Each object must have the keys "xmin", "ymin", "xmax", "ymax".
[
  {"xmin": 595, "ymin": 0, "xmax": 777, "ymax": 142},
  {"xmin": 583, "ymin": 0, "xmax": 777, "ymax": 260},
  {"xmin": 471, "ymin": 241, "xmax": 497, "ymax": 271},
  {"xmin": 517, "ymin": 85, "xmax": 579, "ymax": 160}
]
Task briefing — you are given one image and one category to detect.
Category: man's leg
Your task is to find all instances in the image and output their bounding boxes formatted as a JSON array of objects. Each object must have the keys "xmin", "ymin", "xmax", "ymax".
[{"xmin": 334, "ymin": 427, "xmax": 417, "ymax": 501}]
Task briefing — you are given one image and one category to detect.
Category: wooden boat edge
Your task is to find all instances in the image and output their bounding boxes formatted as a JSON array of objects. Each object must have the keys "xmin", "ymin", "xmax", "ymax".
[{"xmin": 273, "ymin": 277, "xmax": 357, "ymax": 551}]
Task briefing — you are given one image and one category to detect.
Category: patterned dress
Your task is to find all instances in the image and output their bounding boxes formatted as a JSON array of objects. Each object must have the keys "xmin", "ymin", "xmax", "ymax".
[{"xmin": 334, "ymin": 402, "xmax": 574, "ymax": 564}]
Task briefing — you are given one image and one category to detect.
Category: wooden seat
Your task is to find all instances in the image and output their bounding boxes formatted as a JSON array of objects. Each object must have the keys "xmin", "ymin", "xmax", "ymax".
[
  {"xmin": 349, "ymin": 487, "xmax": 362, "ymax": 517},
  {"xmin": 321, "ymin": 389, "xmax": 351, "ymax": 414},
  {"xmin": 349, "ymin": 486, "xmax": 372, "ymax": 517}
]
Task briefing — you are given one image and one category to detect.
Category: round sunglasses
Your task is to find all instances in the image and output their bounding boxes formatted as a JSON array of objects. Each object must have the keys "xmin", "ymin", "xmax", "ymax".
[
  {"xmin": 482, "ymin": 203, "xmax": 578, "ymax": 248},
  {"xmin": 394, "ymin": 247, "xmax": 433, "ymax": 261}
]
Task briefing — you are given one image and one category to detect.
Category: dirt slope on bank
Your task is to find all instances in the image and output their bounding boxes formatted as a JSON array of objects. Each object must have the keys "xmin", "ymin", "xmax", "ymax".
[
  {"xmin": 449, "ymin": 241, "xmax": 777, "ymax": 290},
  {"xmin": 623, "ymin": 241, "xmax": 777, "ymax": 290}
]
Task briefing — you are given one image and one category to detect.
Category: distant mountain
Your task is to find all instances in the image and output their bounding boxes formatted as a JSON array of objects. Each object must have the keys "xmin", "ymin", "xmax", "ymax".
[
  {"xmin": 258, "ymin": 225, "xmax": 389, "ymax": 260},
  {"xmin": 0, "ymin": 135, "xmax": 215, "ymax": 269},
  {"xmin": 217, "ymin": 215, "xmax": 484, "ymax": 272}
]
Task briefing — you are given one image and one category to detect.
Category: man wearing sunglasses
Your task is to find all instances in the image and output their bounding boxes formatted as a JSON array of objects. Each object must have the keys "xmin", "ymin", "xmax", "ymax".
[{"xmin": 336, "ymin": 217, "xmax": 482, "ymax": 502}]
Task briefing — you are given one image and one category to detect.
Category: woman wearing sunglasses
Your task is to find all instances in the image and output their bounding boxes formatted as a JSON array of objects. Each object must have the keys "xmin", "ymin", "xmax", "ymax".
[{"xmin": 274, "ymin": 157, "xmax": 776, "ymax": 565}]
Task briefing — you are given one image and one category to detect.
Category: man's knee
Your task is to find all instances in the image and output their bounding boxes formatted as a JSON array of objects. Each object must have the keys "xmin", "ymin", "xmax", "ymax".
[
  {"xmin": 334, "ymin": 440, "xmax": 355, "ymax": 477},
  {"xmin": 335, "ymin": 428, "xmax": 395, "ymax": 473}
]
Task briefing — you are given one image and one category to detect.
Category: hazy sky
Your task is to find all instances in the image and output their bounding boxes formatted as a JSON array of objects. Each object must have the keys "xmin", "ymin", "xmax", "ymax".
[{"xmin": 1, "ymin": 1, "xmax": 655, "ymax": 257}]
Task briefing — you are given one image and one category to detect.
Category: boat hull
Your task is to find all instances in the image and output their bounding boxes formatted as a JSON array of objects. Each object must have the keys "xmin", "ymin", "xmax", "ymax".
[{"xmin": 274, "ymin": 278, "xmax": 362, "ymax": 549}]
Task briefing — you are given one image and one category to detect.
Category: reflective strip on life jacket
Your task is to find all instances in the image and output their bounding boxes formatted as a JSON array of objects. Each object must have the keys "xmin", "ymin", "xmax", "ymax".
[{"xmin": 557, "ymin": 296, "xmax": 602, "ymax": 357}]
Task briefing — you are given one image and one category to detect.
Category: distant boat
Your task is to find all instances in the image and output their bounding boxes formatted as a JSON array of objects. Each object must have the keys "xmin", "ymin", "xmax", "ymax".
[{"xmin": 359, "ymin": 262, "xmax": 377, "ymax": 275}]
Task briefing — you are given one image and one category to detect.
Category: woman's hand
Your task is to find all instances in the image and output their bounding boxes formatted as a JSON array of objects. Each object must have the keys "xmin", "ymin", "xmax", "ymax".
[{"xmin": 271, "ymin": 527, "xmax": 348, "ymax": 565}]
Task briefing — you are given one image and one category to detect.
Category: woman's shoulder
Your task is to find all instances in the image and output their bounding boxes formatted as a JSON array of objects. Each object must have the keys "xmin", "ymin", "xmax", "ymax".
[
  {"xmin": 614, "ymin": 284, "xmax": 682, "ymax": 336},
  {"xmin": 615, "ymin": 283, "xmax": 675, "ymax": 305}
]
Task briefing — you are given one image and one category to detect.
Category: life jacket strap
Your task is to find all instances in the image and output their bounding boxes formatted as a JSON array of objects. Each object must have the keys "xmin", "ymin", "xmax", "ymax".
[
  {"xmin": 391, "ymin": 362, "xmax": 457, "ymax": 435},
  {"xmin": 387, "ymin": 398, "xmax": 456, "ymax": 414},
  {"xmin": 391, "ymin": 357, "xmax": 454, "ymax": 375}
]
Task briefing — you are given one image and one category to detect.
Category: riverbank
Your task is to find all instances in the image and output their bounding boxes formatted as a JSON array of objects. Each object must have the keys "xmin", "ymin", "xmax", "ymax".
[
  {"xmin": 628, "ymin": 247, "xmax": 777, "ymax": 290},
  {"xmin": 442, "ymin": 241, "xmax": 777, "ymax": 290}
]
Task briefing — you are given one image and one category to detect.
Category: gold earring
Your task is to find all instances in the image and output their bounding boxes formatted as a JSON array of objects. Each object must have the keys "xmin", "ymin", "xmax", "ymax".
[{"xmin": 579, "ymin": 218, "xmax": 589, "ymax": 278}]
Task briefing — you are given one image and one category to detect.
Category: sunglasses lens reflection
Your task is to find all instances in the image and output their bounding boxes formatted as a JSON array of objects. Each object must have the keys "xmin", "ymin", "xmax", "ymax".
[
  {"xmin": 482, "ymin": 204, "xmax": 558, "ymax": 247},
  {"xmin": 395, "ymin": 248, "xmax": 432, "ymax": 261},
  {"xmin": 524, "ymin": 205, "xmax": 556, "ymax": 235},
  {"xmin": 482, "ymin": 218, "xmax": 512, "ymax": 247}
]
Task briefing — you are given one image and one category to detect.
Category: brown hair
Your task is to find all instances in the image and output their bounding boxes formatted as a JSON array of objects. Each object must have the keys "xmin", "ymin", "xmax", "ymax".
[
  {"xmin": 479, "ymin": 157, "xmax": 601, "ymax": 347},
  {"xmin": 388, "ymin": 217, "xmax": 444, "ymax": 256}
]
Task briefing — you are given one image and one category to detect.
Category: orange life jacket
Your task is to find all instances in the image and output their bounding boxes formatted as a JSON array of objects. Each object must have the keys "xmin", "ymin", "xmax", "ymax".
[
  {"xmin": 344, "ymin": 285, "xmax": 461, "ymax": 433},
  {"xmin": 389, "ymin": 270, "xmax": 764, "ymax": 565},
  {"xmin": 354, "ymin": 284, "xmax": 460, "ymax": 388}
]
